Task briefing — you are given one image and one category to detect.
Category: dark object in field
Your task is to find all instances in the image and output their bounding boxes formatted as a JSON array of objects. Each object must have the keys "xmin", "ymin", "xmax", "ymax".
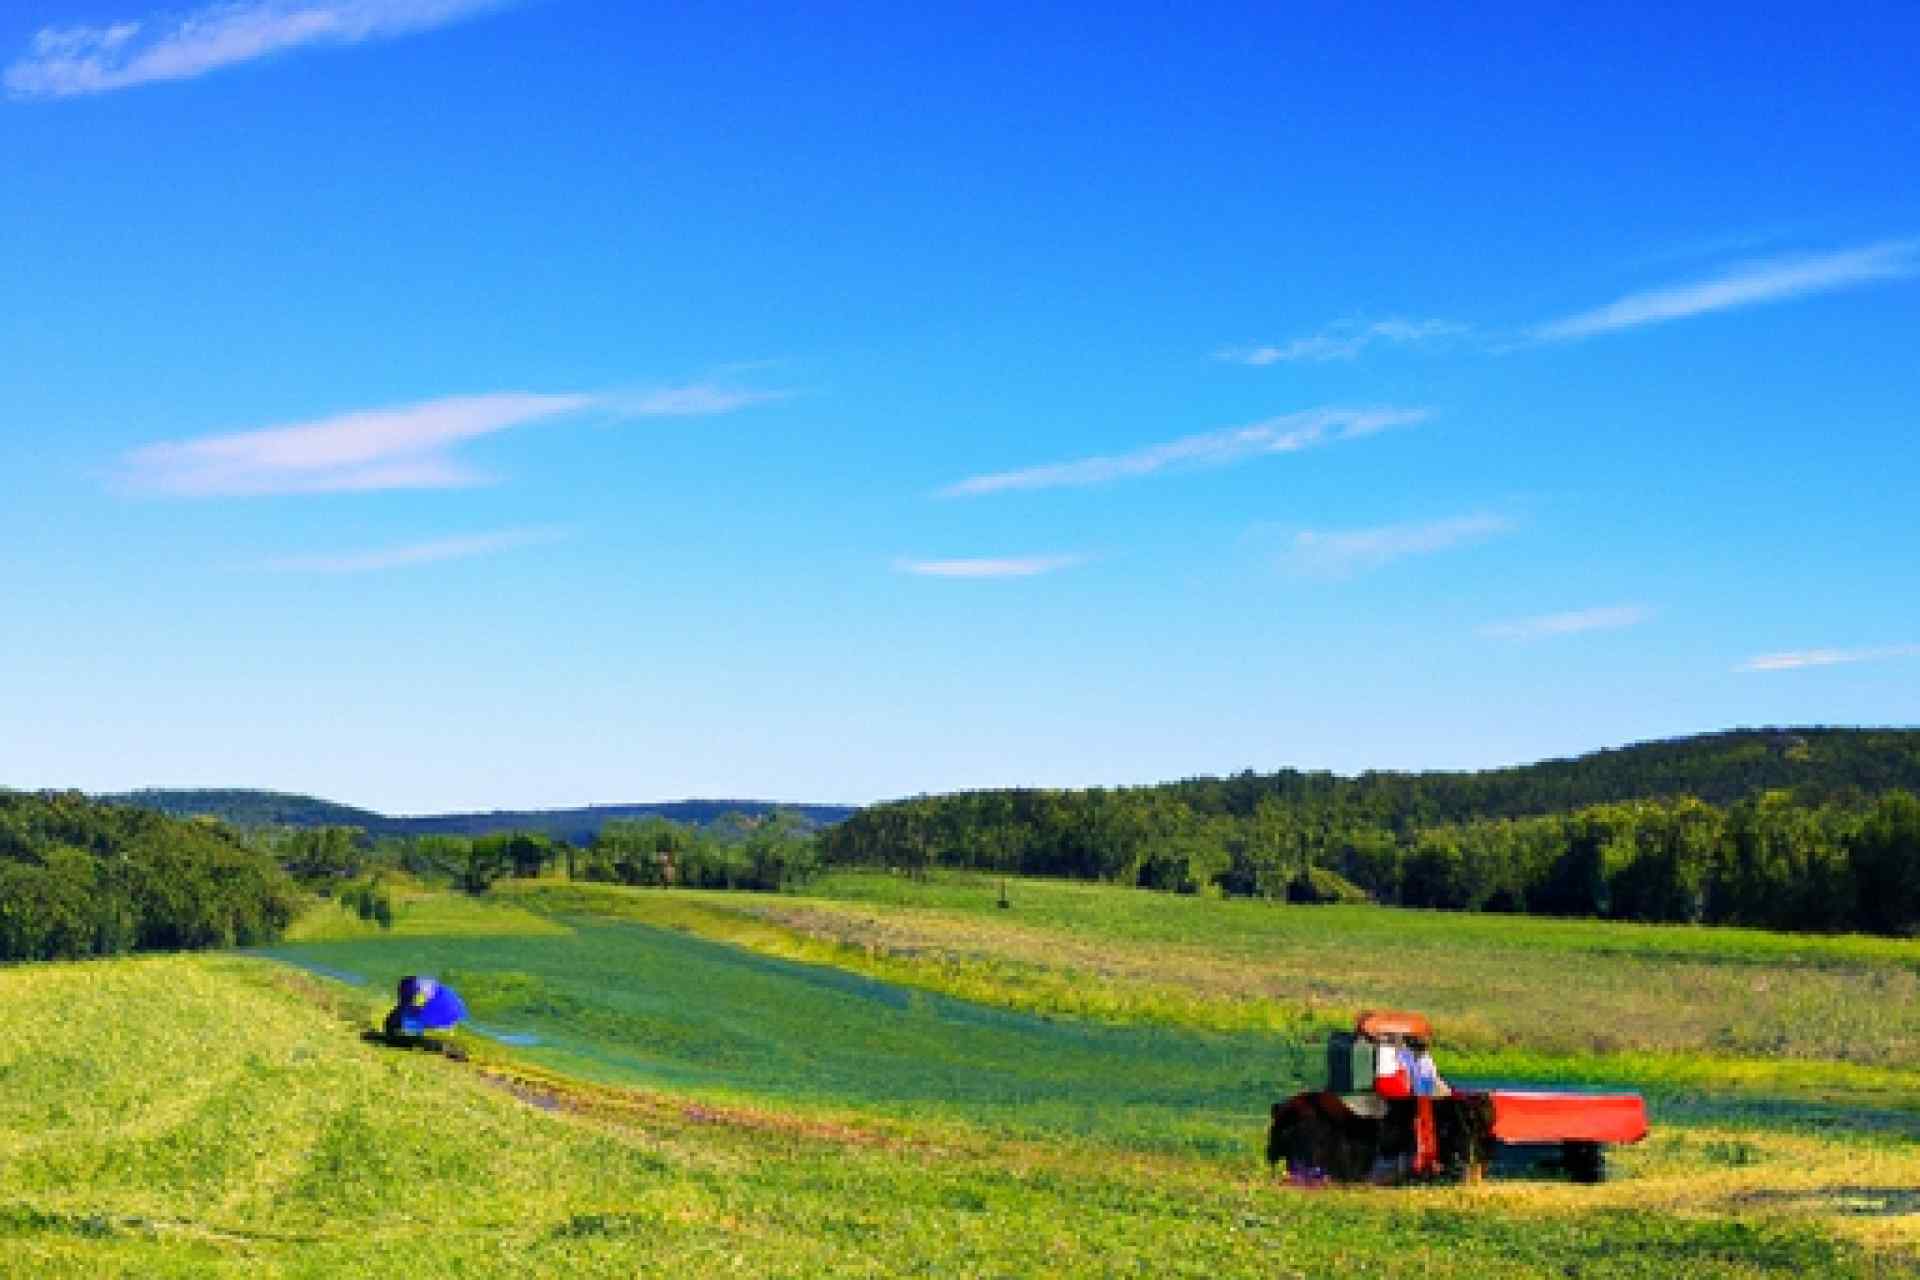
[
  {"xmin": 1267, "ymin": 1010, "xmax": 1646, "ymax": 1185},
  {"xmin": 383, "ymin": 975, "xmax": 467, "ymax": 1037},
  {"xmin": 367, "ymin": 975, "xmax": 470, "ymax": 1059}
]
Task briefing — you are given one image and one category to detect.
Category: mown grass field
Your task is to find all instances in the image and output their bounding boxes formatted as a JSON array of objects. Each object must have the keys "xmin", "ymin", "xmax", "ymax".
[{"xmin": 4, "ymin": 871, "xmax": 1919, "ymax": 1276}]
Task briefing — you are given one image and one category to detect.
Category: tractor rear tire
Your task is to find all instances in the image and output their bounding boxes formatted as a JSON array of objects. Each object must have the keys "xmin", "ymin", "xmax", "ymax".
[
  {"xmin": 1269, "ymin": 1098, "xmax": 1382, "ymax": 1181},
  {"xmin": 1563, "ymin": 1141, "xmax": 1607, "ymax": 1183}
]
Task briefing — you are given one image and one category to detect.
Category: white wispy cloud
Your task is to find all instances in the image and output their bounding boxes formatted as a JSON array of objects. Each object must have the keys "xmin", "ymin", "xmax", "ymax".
[
  {"xmin": 6, "ymin": 0, "xmax": 509, "ymax": 99},
  {"xmin": 1534, "ymin": 240, "xmax": 1920, "ymax": 342},
  {"xmin": 1218, "ymin": 319, "xmax": 1466, "ymax": 365},
  {"xmin": 1480, "ymin": 604, "xmax": 1653, "ymax": 641},
  {"xmin": 942, "ymin": 406, "xmax": 1428, "ymax": 498},
  {"xmin": 605, "ymin": 385, "xmax": 786, "ymax": 416},
  {"xmin": 1736, "ymin": 644, "xmax": 1920, "ymax": 673},
  {"xmin": 121, "ymin": 384, "xmax": 776, "ymax": 496},
  {"xmin": 1279, "ymin": 513, "xmax": 1513, "ymax": 578},
  {"xmin": 894, "ymin": 555, "xmax": 1085, "ymax": 579},
  {"xmin": 266, "ymin": 526, "xmax": 567, "ymax": 573}
]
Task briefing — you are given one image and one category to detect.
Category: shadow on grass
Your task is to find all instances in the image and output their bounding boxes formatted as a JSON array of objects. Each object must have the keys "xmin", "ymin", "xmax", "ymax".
[
  {"xmin": 358, "ymin": 1028, "xmax": 469, "ymax": 1061},
  {"xmin": 1735, "ymin": 1186, "xmax": 1920, "ymax": 1217}
]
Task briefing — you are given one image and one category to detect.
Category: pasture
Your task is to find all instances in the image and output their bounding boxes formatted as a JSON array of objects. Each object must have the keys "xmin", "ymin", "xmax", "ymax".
[{"xmin": 3, "ymin": 872, "xmax": 1917, "ymax": 1275}]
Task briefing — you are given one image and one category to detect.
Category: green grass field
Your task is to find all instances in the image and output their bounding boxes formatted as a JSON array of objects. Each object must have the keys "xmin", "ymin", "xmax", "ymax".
[{"xmin": 5, "ymin": 872, "xmax": 1919, "ymax": 1276}]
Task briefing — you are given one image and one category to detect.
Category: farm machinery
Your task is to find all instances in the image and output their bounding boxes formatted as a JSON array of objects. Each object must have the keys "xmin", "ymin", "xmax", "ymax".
[{"xmin": 1267, "ymin": 1011, "xmax": 1647, "ymax": 1184}]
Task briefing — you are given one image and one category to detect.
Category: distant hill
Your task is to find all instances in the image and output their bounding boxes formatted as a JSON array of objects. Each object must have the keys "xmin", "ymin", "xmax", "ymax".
[
  {"xmin": 96, "ymin": 789, "xmax": 388, "ymax": 831},
  {"xmin": 1168, "ymin": 725, "xmax": 1920, "ymax": 828},
  {"xmin": 84, "ymin": 727, "xmax": 1920, "ymax": 847},
  {"xmin": 375, "ymin": 800, "xmax": 859, "ymax": 844},
  {"xmin": 96, "ymin": 790, "xmax": 858, "ymax": 844},
  {"xmin": 819, "ymin": 726, "xmax": 1920, "ymax": 935},
  {"xmin": 826, "ymin": 725, "xmax": 1920, "ymax": 855}
]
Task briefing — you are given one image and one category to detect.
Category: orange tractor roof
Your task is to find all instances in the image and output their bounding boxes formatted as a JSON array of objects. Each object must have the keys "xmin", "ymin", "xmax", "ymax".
[{"xmin": 1355, "ymin": 1010, "xmax": 1434, "ymax": 1041}]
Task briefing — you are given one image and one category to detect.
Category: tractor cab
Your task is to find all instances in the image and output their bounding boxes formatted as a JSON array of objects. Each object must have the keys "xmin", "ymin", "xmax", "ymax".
[{"xmin": 1325, "ymin": 1010, "xmax": 1448, "ymax": 1104}]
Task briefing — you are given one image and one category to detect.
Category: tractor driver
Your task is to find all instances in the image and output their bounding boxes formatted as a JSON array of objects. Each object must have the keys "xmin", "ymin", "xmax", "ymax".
[
  {"xmin": 1374, "ymin": 1035, "xmax": 1446, "ymax": 1176},
  {"xmin": 1374, "ymin": 1038, "xmax": 1448, "ymax": 1099}
]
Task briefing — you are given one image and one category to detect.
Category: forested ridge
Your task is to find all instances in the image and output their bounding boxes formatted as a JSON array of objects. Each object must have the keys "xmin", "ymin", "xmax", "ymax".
[
  {"xmin": 823, "ymin": 728, "xmax": 1920, "ymax": 935},
  {"xmin": 1160, "ymin": 727, "xmax": 1920, "ymax": 828},
  {"xmin": 100, "ymin": 728, "xmax": 1920, "ymax": 842},
  {"xmin": 100, "ymin": 789, "xmax": 856, "ymax": 843},
  {"xmin": 96, "ymin": 788, "xmax": 386, "ymax": 830}
]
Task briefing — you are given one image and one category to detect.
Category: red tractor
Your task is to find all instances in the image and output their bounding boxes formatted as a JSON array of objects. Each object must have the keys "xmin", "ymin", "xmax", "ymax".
[{"xmin": 1267, "ymin": 1010, "xmax": 1647, "ymax": 1184}]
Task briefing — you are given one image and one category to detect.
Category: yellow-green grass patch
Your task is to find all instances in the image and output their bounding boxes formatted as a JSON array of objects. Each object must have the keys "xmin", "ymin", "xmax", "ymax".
[
  {"xmin": 495, "ymin": 878, "xmax": 1920, "ymax": 1108},
  {"xmin": 1, "ymin": 951, "xmax": 1903, "ymax": 1277}
]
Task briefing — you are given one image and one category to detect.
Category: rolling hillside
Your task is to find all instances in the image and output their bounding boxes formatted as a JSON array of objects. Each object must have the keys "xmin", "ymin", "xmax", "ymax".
[
  {"xmin": 94, "ymin": 790, "xmax": 858, "ymax": 843},
  {"xmin": 6, "ymin": 875, "xmax": 1914, "ymax": 1275},
  {"xmin": 94, "ymin": 728, "xmax": 1920, "ymax": 845},
  {"xmin": 1153, "ymin": 726, "xmax": 1920, "ymax": 827}
]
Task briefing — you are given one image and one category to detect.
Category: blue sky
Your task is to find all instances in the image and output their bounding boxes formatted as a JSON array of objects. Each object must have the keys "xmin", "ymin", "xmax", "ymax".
[{"xmin": 2, "ymin": 1, "xmax": 1916, "ymax": 812}]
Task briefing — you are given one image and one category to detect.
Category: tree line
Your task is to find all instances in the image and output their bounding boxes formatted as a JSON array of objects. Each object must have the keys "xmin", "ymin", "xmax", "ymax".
[
  {"xmin": 820, "ymin": 786, "xmax": 1920, "ymax": 935},
  {"xmin": 268, "ymin": 808, "xmax": 823, "ymax": 898},
  {"xmin": 1150, "ymin": 727, "xmax": 1920, "ymax": 831},
  {"xmin": 0, "ymin": 790, "xmax": 825, "ymax": 964},
  {"xmin": 0, "ymin": 791, "xmax": 300, "ymax": 962},
  {"xmin": 11, "ymin": 727, "xmax": 1920, "ymax": 963},
  {"xmin": 102, "ymin": 788, "xmax": 855, "ymax": 845}
]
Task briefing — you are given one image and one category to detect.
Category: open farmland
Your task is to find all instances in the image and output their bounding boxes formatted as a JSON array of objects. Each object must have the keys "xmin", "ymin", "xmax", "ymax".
[{"xmin": 4, "ymin": 875, "xmax": 1919, "ymax": 1276}]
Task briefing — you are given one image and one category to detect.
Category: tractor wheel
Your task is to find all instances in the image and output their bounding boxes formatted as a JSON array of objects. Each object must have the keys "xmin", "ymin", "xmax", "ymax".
[
  {"xmin": 1563, "ymin": 1141, "xmax": 1607, "ymax": 1183},
  {"xmin": 1269, "ymin": 1098, "xmax": 1381, "ymax": 1181}
]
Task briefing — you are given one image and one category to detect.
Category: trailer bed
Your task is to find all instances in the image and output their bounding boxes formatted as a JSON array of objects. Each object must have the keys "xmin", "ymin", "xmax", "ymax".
[{"xmin": 1484, "ymin": 1090, "xmax": 1648, "ymax": 1145}]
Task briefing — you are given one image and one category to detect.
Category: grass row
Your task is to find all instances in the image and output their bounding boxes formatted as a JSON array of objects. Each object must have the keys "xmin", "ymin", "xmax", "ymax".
[
  {"xmin": 490, "ymin": 876, "xmax": 1920, "ymax": 1108},
  {"xmin": 805, "ymin": 871, "xmax": 1920, "ymax": 971}
]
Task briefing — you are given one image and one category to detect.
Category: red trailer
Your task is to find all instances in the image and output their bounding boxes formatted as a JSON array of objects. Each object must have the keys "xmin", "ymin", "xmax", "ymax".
[{"xmin": 1267, "ymin": 1010, "xmax": 1648, "ymax": 1183}]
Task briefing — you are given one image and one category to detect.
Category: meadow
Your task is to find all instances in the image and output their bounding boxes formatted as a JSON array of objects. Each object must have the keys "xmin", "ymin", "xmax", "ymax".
[{"xmin": 3, "ymin": 872, "xmax": 1918, "ymax": 1275}]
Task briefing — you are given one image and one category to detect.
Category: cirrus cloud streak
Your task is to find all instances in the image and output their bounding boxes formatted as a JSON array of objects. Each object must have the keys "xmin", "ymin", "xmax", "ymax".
[
  {"xmin": 943, "ymin": 406, "xmax": 1428, "ymax": 498},
  {"xmin": 895, "ymin": 555, "xmax": 1085, "ymax": 579},
  {"xmin": 6, "ymin": 0, "xmax": 512, "ymax": 99},
  {"xmin": 1218, "ymin": 319, "xmax": 1466, "ymax": 365},
  {"xmin": 1481, "ymin": 604, "xmax": 1653, "ymax": 641},
  {"xmin": 1736, "ymin": 644, "xmax": 1920, "ymax": 673},
  {"xmin": 1534, "ymin": 240, "xmax": 1919, "ymax": 342},
  {"xmin": 120, "ymin": 384, "xmax": 777, "ymax": 496},
  {"xmin": 1279, "ymin": 512, "xmax": 1514, "ymax": 578}
]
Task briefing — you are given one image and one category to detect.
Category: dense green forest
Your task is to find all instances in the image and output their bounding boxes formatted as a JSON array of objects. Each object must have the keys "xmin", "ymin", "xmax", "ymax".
[
  {"xmin": 0, "ymin": 791, "xmax": 299, "ymax": 962},
  {"xmin": 0, "ymin": 791, "xmax": 825, "ymax": 962},
  {"xmin": 822, "ymin": 729, "xmax": 1920, "ymax": 935},
  {"xmin": 1151, "ymin": 727, "xmax": 1920, "ymax": 828},
  {"xmin": 825, "ymin": 787, "xmax": 1920, "ymax": 934},
  {"xmin": 270, "ymin": 809, "xmax": 823, "ymax": 899},
  {"xmin": 99, "ymin": 789, "xmax": 855, "ymax": 843}
]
